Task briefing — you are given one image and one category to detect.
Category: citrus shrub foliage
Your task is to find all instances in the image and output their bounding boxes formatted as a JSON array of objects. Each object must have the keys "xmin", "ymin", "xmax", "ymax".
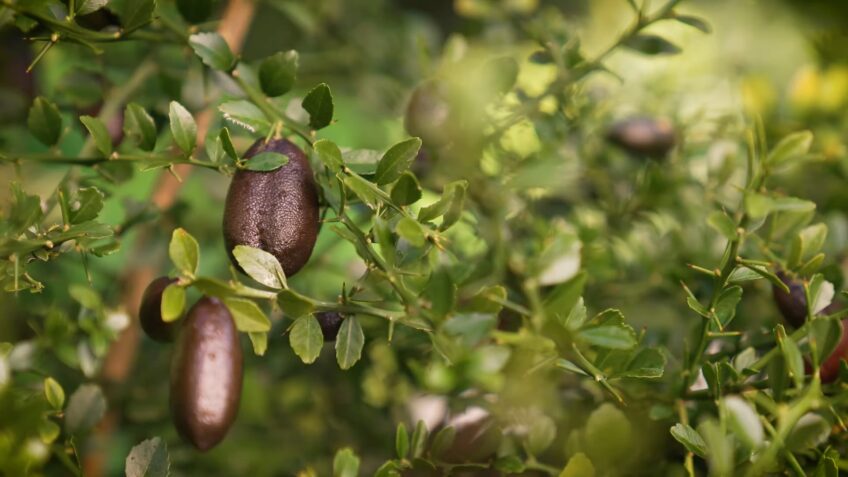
[{"xmin": 0, "ymin": 0, "xmax": 846, "ymax": 475}]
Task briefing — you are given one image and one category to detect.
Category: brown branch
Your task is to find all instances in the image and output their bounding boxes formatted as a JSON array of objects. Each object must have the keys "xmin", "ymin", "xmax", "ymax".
[{"xmin": 83, "ymin": 2, "xmax": 257, "ymax": 475}]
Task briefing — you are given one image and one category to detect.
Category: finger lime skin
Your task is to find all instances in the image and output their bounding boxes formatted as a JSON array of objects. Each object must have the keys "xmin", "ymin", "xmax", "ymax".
[
  {"xmin": 772, "ymin": 271, "xmax": 840, "ymax": 328},
  {"xmin": 223, "ymin": 138, "xmax": 319, "ymax": 278},
  {"xmin": 170, "ymin": 297, "xmax": 243, "ymax": 451},
  {"xmin": 606, "ymin": 116, "xmax": 676, "ymax": 158},
  {"xmin": 772, "ymin": 271, "xmax": 809, "ymax": 328},
  {"xmin": 316, "ymin": 312, "xmax": 344, "ymax": 341},
  {"xmin": 138, "ymin": 276, "xmax": 179, "ymax": 343}
]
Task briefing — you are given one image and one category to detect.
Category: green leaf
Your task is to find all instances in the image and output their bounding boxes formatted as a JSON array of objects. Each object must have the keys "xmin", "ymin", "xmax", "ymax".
[
  {"xmin": 714, "ymin": 286, "xmax": 743, "ymax": 327},
  {"xmin": 624, "ymin": 34, "xmax": 681, "ymax": 55},
  {"xmin": 767, "ymin": 130, "xmax": 813, "ymax": 166},
  {"xmin": 243, "ymin": 151, "xmax": 289, "ymax": 171},
  {"xmin": 65, "ymin": 384, "xmax": 106, "ymax": 434},
  {"xmin": 259, "ymin": 50, "xmax": 298, "ymax": 97},
  {"xmin": 670, "ymin": 423, "xmax": 707, "ymax": 457},
  {"xmin": 618, "ymin": 348, "xmax": 666, "ymax": 378},
  {"xmin": 375, "ymin": 138, "xmax": 422, "ymax": 185},
  {"xmin": 188, "ymin": 32, "xmax": 236, "ymax": 71},
  {"xmin": 79, "ymin": 115, "xmax": 112, "ymax": 157},
  {"xmin": 290, "ymin": 314, "xmax": 323, "ymax": 364},
  {"xmin": 116, "ymin": 0, "xmax": 156, "ymax": 33},
  {"xmin": 809, "ymin": 274, "xmax": 834, "ymax": 314},
  {"xmin": 224, "ymin": 297, "xmax": 272, "ymax": 332},
  {"xmin": 69, "ymin": 187, "xmax": 105, "ymax": 224},
  {"xmin": 343, "ymin": 174, "xmax": 382, "ymax": 209},
  {"xmin": 493, "ymin": 455, "xmax": 524, "ymax": 477},
  {"xmin": 124, "ymin": 103, "xmax": 157, "ymax": 151},
  {"xmin": 430, "ymin": 426, "xmax": 456, "ymax": 458},
  {"xmin": 160, "ymin": 283, "xmax": 185, "ymax": 322},
  {"xmin": 248, "ymin": 332, "xmax": 268, "ymax": 356},
  {"xmin": 69, "ymin": 286, "xmax": 101, "ymax": 313},
  {"xmin": 233, "ymin": 245, "xmax": 286, "ymax": 289},
  {"xmin": 424, "ymin": 268, "xmax": 455, "ymax": 319},
  {"xmin": 38, "ymin": 418, "xmax": 60, "ymax": 444},
  {"xmin": 396, "ymin": 217, "xmax": 427, "ymax": 247},
  {"xmin": 44, "ymin": 377, "xmax": 64, "ymax": 410},
  {"xmin": 418, "ymin": 180, "xmax": 468, "ymax": 227},
  {"xmin": 169, "ymin": 101, "xmax": 197, "ymax": 154},
  {"xmin": 277, "ymin": 289, "xmax": 315, "ymax": 318},
  {"xmin": 125, "ymin": 437, "xmax": 170, "ymax": 477},
  {"xmin": 560, "ymin": 453, "xmax": 595, "ymax": 477},
  {"xmin": 578, "ymin": 325, "xmax": 637, "ymax": 349},
  {"xmin": 560, "ymin": 297, "xmax": 587, "ymax": 331},
  {"xmin": 76, "ymin": 0, "xmax": 108, "ymax": 15},
  {"xmin": 544, "ymin": 272, "xmax": 586, "ymax": 319},
  {"xmin": 302, "ymin": 83, "xmax": 333, "ymax": 129},
  {"xmin": 28, "ymin": 97, "xmax": 62, "ymax": 146},
  {"xmin": 395, "ymin": 423, "xmax": 409, "ymax": 459},
  {"xmin": 313, "ymin": 139, "xmax": 344, "ymax": 172},
  {"xmin": 706, "ymin": 211, "xmax": 737, "ymax": 240},
  {"xmin": 390, "ymin": 172, "xmax": 422, "ymax": 206},
  {"xmin": 723, "ymin": 396, "xmax": 763, "ymax": 449},
  {"xmin": 673, "ymin": 14, "xmax": 712, "ymax": 33},
  {"xmin": 193, "ymin": 277, "xmax": 236, "ymax": 298},
  {"xmin": 777, "ymin": 325, "xmax": 804, "ymax": 388},
  {"xmin": 744, "ymin": 192, "xmax": 773, "ymax": 219},
  {"xmin": 482, "ymin": 56, "xmax": 519, "ymax": 94},
  {"xmin": 220, "ymin": 100, "xmax": 273, "ymax": 134},
  {"xmin": 786, "ymin": 413, "xmax": 830, "ymax": 451},
  {"xmin": 409, "ymin": 420, "xmax": 428, "ymax": 458},
  {"xmin": 168, "ymin": 228, "xmax": 199, "ymax": 276},
  {"xmin": 332, "ymin": 448, "xmax": 360, "ymax": 477},
  {"xmin": 526, "ymin": 414, "xmax": 556, "ymax": 454},
  {"xmin": 335, "ymin": 315, "xmax": 364, "ymax": 370},
  {"xmin": 219, "ymin": 127, "xmax": 238, "ymax": 161},
  {"xmin": 798, "ymin": 223, "xmax": 828, "ymax": 264}
]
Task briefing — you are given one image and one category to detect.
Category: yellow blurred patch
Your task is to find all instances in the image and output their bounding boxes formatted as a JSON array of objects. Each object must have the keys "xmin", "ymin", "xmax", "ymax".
[
  {"xmin": 500, "ymin": 119, "xmax": 541, "ymax": 158},
  {"xmin": 818, "ymin": 65, "xmax": 848, "ymax": 113},
  {"xmin": 788, "ymin": 65, "xmax": 821, "ymax": 112},
  {"xmin": 517, "ymin": 62, "xmax": 558, "ymax": 98},
  {"xmin": 740, "ymin": 75, "xmax": 776, "ymax": 115}
]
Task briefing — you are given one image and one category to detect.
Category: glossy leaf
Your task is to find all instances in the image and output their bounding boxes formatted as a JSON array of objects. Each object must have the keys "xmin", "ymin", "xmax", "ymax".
[
  {"xmin": 259, "ymin": 50, "xmax": 298, "ymax": 97},
  {"xmin": 224, "ymin": 297, "xmax": 272, "ymax": 332},
  {"xmin": 189, "ymin": 32, "xmax": 236, "ymax": 71},
  {"xmin": 124, "ymin": 103, "xmax": 157, "ymax": 151},
  {"xmin": 79, "ymin": 115, "xmax": 112, "ymax": 157},
  {"xmin": 290, "ymin": 314, "xmax": 323, "ymax": 364},
  {"xmin": 28, "ymin": 97, "xmax": 62, "ymax": 146},
  {"xmin": 168, "ymin": 228, "xmax": 199, "ymax": 276},
  {"xmin": 168, "ymin": 101, "xmax": 197, "ymax": 154},
  {"xmin": 125, "ymin": 437, "xmax": 170, "ymax": 477},
  {"xmin": 302, "ymin": 83, "xmax": 333, "ymax": 129},
  {"xmin": 375, "ymin": 137, "xmax": 422, "ymax": 185}
]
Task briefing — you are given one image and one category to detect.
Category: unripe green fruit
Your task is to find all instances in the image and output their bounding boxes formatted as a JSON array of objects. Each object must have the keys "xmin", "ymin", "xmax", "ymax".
[
  {"xmin": 606, "ymin": 116, "xmax": 676, "ymax": 158},
  {"xmin": 223, "ymin": 138, "xmax": 319, "ymax": 278},
  {"xmin": 170, "ymin": 297, "xmax": 243, "ymax": 451},
  {"xmin": 138, "ymin": 276, "xmax": 179, "ymax": 343},
  {"xmin": 405, "ymin": 80, "xmax": 453, "ymax": 147},
  {"xmin": 316, "ymin": 312, "xmax": 344, "ymax": 341}
]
